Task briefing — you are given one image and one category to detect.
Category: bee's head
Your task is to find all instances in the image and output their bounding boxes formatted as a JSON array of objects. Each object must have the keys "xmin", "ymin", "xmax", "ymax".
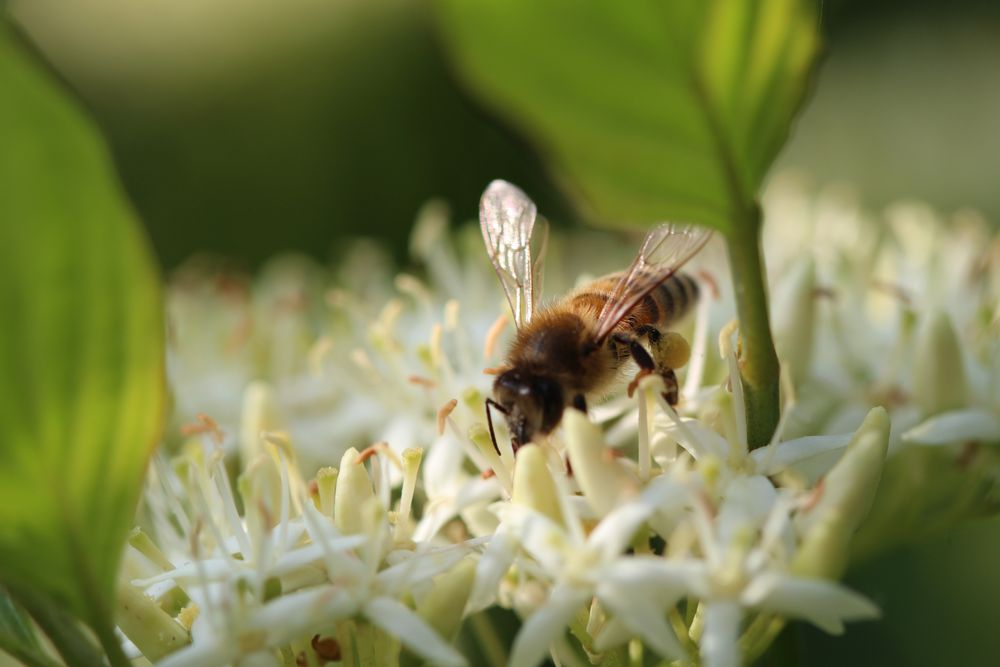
[{"xmin": 492, "ymin": 369, "xmax": 564, "ymax": 447}]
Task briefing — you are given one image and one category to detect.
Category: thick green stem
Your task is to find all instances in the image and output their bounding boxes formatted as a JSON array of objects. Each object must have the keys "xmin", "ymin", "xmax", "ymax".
[{"xmin": 725, "ymin": 204, "xmax": 781, "ymax": 449}]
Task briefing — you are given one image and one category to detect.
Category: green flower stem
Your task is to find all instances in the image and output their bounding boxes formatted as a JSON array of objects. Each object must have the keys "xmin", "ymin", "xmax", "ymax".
[
  {"xmin": 725, "ymin": 205, "xmax": 781, "ymax": 449},
  {"xmin": 116, "ymin": 584, "xmax": 190, "ymax": 661}
]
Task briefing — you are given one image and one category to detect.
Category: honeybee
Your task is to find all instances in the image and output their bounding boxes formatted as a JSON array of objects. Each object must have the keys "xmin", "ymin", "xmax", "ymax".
[{"xmin": 481, "ymin": 180, "xmax": 711, "ymax": 453}]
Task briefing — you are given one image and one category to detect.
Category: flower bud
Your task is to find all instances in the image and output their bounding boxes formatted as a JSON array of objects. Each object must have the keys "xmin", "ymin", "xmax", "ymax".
[
  {"xmin": 913, "ymin": 310, "xmax": 968, "ymax": 417},
  {"xmin": 511, "ymin": 444, "xmax": 563, "ymax": 526},
  {"xmin": 772, "ymin": 257, "xmax": 816, "ymax": 385},
  {"xmin": 335, "ymin": 447, "xmax": 376, "ymax": 535},
  {"xmin": 793, "ymin": 407, "xmax": 890, "ymax": 579},
  {"xmin": 238, "ymin": 454, "xmax": 282, "ymax": 546},
  {"xmin": 314, "ymin": 466, "xmax": 338, "ymax": 517},
  {"xmin": 563, "ymin": 409, "xmax": 630, "ymax": 516},
  {"xmin": 240, "ymin": 381, "xmax": 281, "ymax": 466}
]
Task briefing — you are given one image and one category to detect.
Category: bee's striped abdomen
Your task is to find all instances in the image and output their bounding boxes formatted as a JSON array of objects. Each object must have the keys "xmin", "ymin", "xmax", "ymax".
[
  {"xmin": 649, "ymin": 272, "xmax": 699, "ymax": 325},
  {"xmin": 565, "ymin": 271, "xmax": 699, "ymax": 334}
]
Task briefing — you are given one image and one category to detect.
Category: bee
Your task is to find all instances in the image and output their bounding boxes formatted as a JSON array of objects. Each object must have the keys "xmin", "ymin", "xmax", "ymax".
[{"xmin": 481, "ymin": 180, "xmax": 711, "ymax": 454}]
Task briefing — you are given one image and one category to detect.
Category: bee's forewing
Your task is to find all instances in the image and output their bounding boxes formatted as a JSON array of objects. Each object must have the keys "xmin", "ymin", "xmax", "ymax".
[
  {"xmin": 480, "ymin": 180, "xmax": 548, "ymax": 327},
  {"xmin": 593, "ymin": 223, "xmax": 712, "ymax": 343}
]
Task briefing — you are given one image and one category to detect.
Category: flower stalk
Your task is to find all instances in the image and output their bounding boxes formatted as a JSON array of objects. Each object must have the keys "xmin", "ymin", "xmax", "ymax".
[{"xmin": 725, "ymin": 204, "xmax": 781, "ymax": 449}]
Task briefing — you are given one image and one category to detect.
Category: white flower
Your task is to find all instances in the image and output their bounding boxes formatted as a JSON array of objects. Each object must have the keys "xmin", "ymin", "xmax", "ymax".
[
  {"xmin": 497, "ymin": 469, "xmax": 691, "ymax": 666},
  {"xmin": 133, "ymin": 430, "xmax": 476, "ymax": 667},
  {"xmin": 762, "ymin": 174, "xmax": 1000, "ymax": 453},
  {"xmin": 149, "ymin": 189, "xmax": 908, "ymax": 666}
]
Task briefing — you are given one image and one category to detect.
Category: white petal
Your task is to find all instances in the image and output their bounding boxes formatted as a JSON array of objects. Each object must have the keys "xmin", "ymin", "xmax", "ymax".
[
  {"xmin": 247, "ymin": 586, "xmax": 356, "ymax": 645},
  {"xmin": 902, "ymin": 409, "xmax": 1000, "ymax": 446},
  {"xmin": 716, "ymin": 476, "xmax": 777, "ymax": 548},
  {"xmin": 587, "ymin": 476, "xmax": 689, "ymax": 561},
  {"xmin": 131, "ymin": 558, "xmax": 238, "ymax": 587},
  {"xmin": 751, "ymin": 433, "xmax": 852, "ymax": 476},
  {"xmin": 596, "ymin": 576, "xmax": 685, "ymax": 660},
  {"xmin": 364, "ymin": 597, "xmax": 467, "ymax": 667},
  {"xmin": 467, "ymin": 532, "xmax": 517, "ymax": 613},
  {"xmin": 602, "ymin": 557, "xmax": 709, "ymax": 600},
  {"xmin": 271, "ymin": 537, "xmax": 367, "ymax": 577},
  {"xmin": 660, "ymin": 417, "xmax": 731, "ymax": 460},
  {"xmin": 501, "ymin": 505, "xmax": 572, "ymax": 573},
  {"xmin": 376, "ymin": 544, "xmax": 470, "ymax": 594},
  {"xmin": 510, "ymin": 585, "xmax": 591, "ymax": 667},
  {"xmin": 587, "ymin": 502, "xmax": 654, "ymax": 562},
  {"xmin": 742, "ymin": 573, "xmax": 880, "ymax": 634},
  {"xmin": 701, "ymin": 601, "xmax": 742, "ymax": 667},
  {"xmin": 422, "ymin": 432, "xmax": 465, "ymax": 498}
]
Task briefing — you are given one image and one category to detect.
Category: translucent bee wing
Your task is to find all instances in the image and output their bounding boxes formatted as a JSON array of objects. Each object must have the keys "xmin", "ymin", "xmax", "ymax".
[
  {"xmin": 593, "ymin": 223, "xmax": 712, "ymax": 343},
  {"xmin": 480, "ymin": 180, "xmax": 549, "ymax": 328}
]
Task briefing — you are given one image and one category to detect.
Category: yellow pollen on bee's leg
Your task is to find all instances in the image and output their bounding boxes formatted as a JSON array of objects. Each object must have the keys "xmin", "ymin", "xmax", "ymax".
[{"xmin": 656, "ymin": 331, "xmax": 691, "ymax": 369}]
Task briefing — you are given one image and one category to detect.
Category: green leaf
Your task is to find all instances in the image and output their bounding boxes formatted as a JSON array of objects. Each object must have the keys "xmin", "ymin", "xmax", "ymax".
[
  {"xmin": 0, "ymin": 16, "xmax": 165, "ymax": 649},
  {"xmin": 0, "ymin": 588, "xmax": 61, "ymax": 667},
  {"xmin": 436, "ymin": 0, "xmax": 821, "ymax": 233}
]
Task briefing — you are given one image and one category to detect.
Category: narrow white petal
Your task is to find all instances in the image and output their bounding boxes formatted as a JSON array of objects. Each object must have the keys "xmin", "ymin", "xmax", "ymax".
[
  {"xmin": 596, "ymin": 578, "xmax": 684, "ymax": 660},
  {"xmin": 602, "ymin": 557, "xmax": 709, "ymax": 600},
  {"xmin": 247, "ymin": 586, "xmax": 357, "ymax": 645},
  {"xmin": 743, "ymin": 573, "xmax": 880, "ymax": 635},
  {"xmin": 376, "ymin": 544, "xmax": 470, "ymax": 594},
  {"xmin": 467, "ymin": 532, "xmax": 517, "ymax": 613},
  {"xmin": 501, "ymin": 505, "xmax": 571, "ymax": 573},
  {"xmin": 659, "ymin": 416, "xmax": 731, "ymax": 460},
  {"xmin": 131, "ymin": 558, "xmax": 244, "ymax": 587},
  {"xmin": 587, "ymin": 476, "xmax": 689, "ymax": 561},
  {"xmin": 364, "ymin": 597, "xmax": 467, "ymax": 667},
  {"xmin": 716, "ymin": 476, "xmax": 777, "ymax": 547},
  {"xmin": 902, "ymin": 409, "xmax": 1000, "ymax": 446},
  {"xmin": 701, "ymin": 601, "xmax": 742, "ymax": 667},
  {"xmin": 751, "ymin": 433, "xmax": 852, "ymax": 476},
  {"xmin": 509, "ymin": 585, "xmax": 591, "ymax": 667},
  {"xmin": 587, "ymin": 502, "xmax": 654, "ymax": 561},
  {"xmin": 271, "ymin": 537, "xmax": 367, "ymax": 577}
]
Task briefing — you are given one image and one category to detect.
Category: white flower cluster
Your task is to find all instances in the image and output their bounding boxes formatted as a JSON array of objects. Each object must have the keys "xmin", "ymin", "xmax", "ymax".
[
  {"xmin": 130, "ymin": 183, "xmax": 997, "ymax": 666},
  {"xmin": 764, "ymin": 174, "xmax": 1000, "ymax": 449},
  {"xmin": 763, "ymin": 175, "xmax": 1000, "ymax": 558}
]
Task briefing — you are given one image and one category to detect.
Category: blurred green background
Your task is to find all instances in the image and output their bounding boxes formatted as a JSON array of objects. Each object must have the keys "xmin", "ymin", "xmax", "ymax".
[
  {"xmin": 6, "ymin": 0, "xmax": 998, "ymax": 664},
  {"xmin": 9, "ymin": 0, "xmax": 1000, "ymax": 269}
]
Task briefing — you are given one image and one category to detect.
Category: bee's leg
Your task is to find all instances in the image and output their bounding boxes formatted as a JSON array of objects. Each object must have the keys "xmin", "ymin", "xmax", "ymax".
[
  {"xmin": 635, "ymin": 324, "xmax": 662, "ymax": 344},
  {"xmin": 626, "ymin": 328, "xmax": 689, "ymax": 405},
  {"xmin": 613, "ymin": 333, "xmax": 657, "ymax": 398},
  {"xmin": 661, "ymin": 368, "xmax": 680, "ymax": 406},
  {"xmin": 572, "ymin": 394, "xmax": 588, "ymax": 413},
  {"xmin": 611, "ymin": 333, "xmax": 655, "ymax": 371}
]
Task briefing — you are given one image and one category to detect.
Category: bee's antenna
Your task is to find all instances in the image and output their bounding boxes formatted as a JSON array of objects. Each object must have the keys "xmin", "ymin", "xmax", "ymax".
[{"xmin": 484, "ymin": 398, "xmax": 508, "ymax": 456}]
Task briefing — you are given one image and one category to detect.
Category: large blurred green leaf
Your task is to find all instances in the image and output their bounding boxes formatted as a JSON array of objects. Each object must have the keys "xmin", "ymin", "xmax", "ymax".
[
  {"xmin": 436, "ymin": 0, "xmax": 821, "ymax": 232},
  {"xmin": 0, "ymin": 18, "xmax": 164, "ymax": 639}
]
